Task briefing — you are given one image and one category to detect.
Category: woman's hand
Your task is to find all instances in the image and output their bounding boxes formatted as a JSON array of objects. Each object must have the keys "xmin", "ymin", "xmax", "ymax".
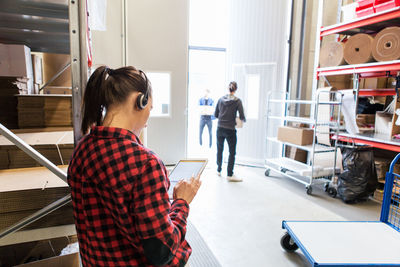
[{"xmin": 173, "ymin": 174, "xmax": 202, "ymax": 204}]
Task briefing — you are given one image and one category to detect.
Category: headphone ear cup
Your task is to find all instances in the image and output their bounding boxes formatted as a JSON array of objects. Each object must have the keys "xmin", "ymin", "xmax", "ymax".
[
  {"xmin": 136, "ymin": 93, "xmax": 144, "ymax": 110},
  {"xmin": 136, "ymin": 93, "xmax": 148, "ymax": 110}
]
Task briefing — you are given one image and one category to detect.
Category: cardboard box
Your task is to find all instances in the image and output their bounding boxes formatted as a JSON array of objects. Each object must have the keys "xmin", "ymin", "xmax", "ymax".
[
  {"xmin": 43, "ymin": 86, "xmax": 72, "ymax": 95},
  {"xmin": 42, "ymin": 53, "xmax": 71, "ymax": 87},
  {"xmin": 375, "ymin": 158, "xmax": 391, "ymax": 179},
  {"xmin": 387, "ymin": 77, "xmax": 396, "ymax": 88},
  {"xmin": 373, "ymin": 189, "xmax": 384, "ymax": 202},
  {"xmin": 277, "ymin": 126, "xmax": 314, "ymax": 146},
  {"xmin": 0, "ymin": 166, "xmax": 74, "ymax": 231},
  {"xmin": 16, "ymin": 253, "xmax": 79, "ymax": 267},
  {"xmin": 0, "ymin": 236, "xmax": 78, "ymax": 267},
  {"xmin": 285, "ymin": 146, "xmax": 307, "ymax": 163},
  {"xmin": 0, "ymin": 44, "xmax": 34, "ymax": 93},
  {"xmin": 361, "ymin": 78, "xmax": 387, "ymax": 89},
  {"xmin": 356, "ymin": 114, "xmax": 375, "ymax": 133},
  {"xmin": 375, "ymin": 112, "xmax": 392, "ymax": 134},
  {"xmin": 0, "ymin": 131, "xmax": 73, "ymax": 169},
  {"xmin": 31, "ymin": 53, "xmax": 43, "ymax": 94},
  {"xmin": 324, "ymin": 75, "xmax": 352, "ymax": 90},
  {"xmin": 17, "ymin": 95, "xmax": 72, "ymax": 128}
]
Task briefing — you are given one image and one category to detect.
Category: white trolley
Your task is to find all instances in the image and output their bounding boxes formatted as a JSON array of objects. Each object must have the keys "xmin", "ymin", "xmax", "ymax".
[
  {"xmin": 265, "ymin": 89, "xmax": 343, "ymax": 195},
  {"xmin": 281, "ymin": 153, "xmax": 400, "ymax": 266}
]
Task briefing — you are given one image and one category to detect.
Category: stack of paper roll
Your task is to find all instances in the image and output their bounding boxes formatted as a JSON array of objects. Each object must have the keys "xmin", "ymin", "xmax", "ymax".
[
  {"xmin": 320, "ymin": 41, "xmax": 345, "ymax": 67},
  {"xmin": 344, "ymin": 33, "xmax": 374, "ymax": 65},
  {"xmin": 372, "ymin": 26, "xmax": 400, "ymax": 62}
]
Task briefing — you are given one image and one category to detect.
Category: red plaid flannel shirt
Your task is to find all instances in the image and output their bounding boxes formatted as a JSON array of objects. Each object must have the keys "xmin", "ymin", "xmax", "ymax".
[{"xmin": 67, "ymin": 126, "xmax": 191, "ymax": 266}]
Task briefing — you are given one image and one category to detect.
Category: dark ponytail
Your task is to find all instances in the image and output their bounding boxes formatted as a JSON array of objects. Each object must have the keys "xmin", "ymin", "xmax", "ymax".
[
  {"xmin": 81, "ymin": 65, "xmax": 151, "ymax": 134},
  {"xmin": 229, "ymin": 81, "xmax": 237, "ymax": 93}
]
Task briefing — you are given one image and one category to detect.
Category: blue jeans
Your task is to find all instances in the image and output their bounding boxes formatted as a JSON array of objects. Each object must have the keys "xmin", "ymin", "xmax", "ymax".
[
  {"xmin": 199, "ymin": 116, "xmax": 212, "ymax": 147},
  {"xmin": 216, "ymin": 127, "xmax": 237, "ymax": 176}
]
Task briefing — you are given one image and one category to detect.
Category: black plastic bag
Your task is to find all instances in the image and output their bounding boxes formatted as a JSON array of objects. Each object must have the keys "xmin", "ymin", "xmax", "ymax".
[{"xmin": 338, "ymin": 146, "xmax": 378, "ymax": 203}]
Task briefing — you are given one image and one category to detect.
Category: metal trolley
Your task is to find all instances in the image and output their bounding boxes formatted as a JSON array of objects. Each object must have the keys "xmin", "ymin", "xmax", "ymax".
[
  {"xmin": 280, "ymin": 153, "xmax": 400, "ymax": 266},
  {"xmin": 265, "ymin": 89, "xmax": 343, "ymax": 195}
]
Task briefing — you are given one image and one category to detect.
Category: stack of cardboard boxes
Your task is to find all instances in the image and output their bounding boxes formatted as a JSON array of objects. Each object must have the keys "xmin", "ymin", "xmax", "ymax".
[
  {"xmin": 277, "ymin": 125, "xmax": 314, "ymax": 163},
  {"xmin": 0, "ymin": 131, "xmax": 74, "ymax": 170}
]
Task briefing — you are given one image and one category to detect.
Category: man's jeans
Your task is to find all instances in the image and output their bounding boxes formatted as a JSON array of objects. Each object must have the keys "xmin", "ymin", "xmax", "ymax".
[
  {"xmin": 199, "ymin": 116, "xmax": 212, "ymax": 147},
  {"xmin": 216, "ymin": 127, "xmax": 237, "ymax": 177}
]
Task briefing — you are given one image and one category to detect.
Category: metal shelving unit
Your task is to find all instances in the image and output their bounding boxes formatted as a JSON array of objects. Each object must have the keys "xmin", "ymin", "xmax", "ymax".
[
  {"xmin": 0, "ymin": 0, "xmax": 88, "ymax": 244},
  {"xmin": 265, "ymin": 90, "xmax": 343, "ymax": 195},
  {"xmin": 314, "ymin": 0, "xmax": 400, "ymax": 152}
]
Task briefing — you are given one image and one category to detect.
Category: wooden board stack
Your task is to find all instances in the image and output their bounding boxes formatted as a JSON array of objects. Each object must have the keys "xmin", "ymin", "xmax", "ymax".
[{"xmin": 17, "ymin": 95, "xmax": 72, "ymax": 128}]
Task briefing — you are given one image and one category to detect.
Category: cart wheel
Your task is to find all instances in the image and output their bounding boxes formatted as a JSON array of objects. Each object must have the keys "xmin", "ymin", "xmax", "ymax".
[
  {"xmin": 265, "ymin": 169, "xmax": 270, "ymax": 176},
  {"xmin": 306, "ymin": 186, "xmax": 312, "ymax": 195},
  {"xmin": 328, "ymin": 187, "xmax": 337, "ymax": 198},
  {"xmin": 324, "ymin": 182, "xmax": 329, "ymax": 192},
  {"xmin": 280, "ymin": 233, "xmax": 298, "ymax": 252},
  {"xmin": 280, "ymin": 167, "xmax": 287, "ymax": 173}
]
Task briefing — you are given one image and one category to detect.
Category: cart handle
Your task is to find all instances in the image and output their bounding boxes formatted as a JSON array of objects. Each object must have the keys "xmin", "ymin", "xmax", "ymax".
[{"xmin": 389, "ymin": 153, "xmax": 400, "ymax": 173}]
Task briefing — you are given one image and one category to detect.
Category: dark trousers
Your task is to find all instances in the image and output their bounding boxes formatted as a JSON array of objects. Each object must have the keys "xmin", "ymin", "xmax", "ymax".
[
  {"xmin": 199, "ymin": 116, "xmax": 212, "ymax": 147},
  {"xmin": 216, "ymin": 127, "xmax": 237, "ymax": 176}
]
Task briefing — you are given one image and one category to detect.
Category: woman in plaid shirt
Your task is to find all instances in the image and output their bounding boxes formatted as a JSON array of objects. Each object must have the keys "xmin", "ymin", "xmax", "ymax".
[{"xmin": 68, "ymin": 66, "xmax": 201, "ymax": 266}]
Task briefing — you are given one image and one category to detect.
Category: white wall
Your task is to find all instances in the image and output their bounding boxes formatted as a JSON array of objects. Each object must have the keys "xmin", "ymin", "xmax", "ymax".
[
  {"xmin": 125, "ymin": 0, "xmax": 189, "ymax": 164},
  {"xmin": 227, "ymin": 0, "xmax": 292, "ymax": 165},
  {"xmin": 90, "ymin": 0, "xmax": 124, "ymax": 69}
]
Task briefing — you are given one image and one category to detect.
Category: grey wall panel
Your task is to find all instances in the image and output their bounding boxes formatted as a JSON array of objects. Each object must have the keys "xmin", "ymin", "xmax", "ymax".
[
  {"xmin": 91, "ymin": 0, "xmax": 124, "ymax": 69},
  {"xmin": 227, "ymin": 0, "xmax": 291, "ymax": 165},
  {"xmin": 125, "ymin": 0, "xmax": 189, "ymax": 164}
]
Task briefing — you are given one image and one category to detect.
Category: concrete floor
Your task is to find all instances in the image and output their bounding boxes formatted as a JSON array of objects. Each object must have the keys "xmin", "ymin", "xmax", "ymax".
[{"xmin": 188, "ymin": 164, "xmax": 381, "ymax": 267}]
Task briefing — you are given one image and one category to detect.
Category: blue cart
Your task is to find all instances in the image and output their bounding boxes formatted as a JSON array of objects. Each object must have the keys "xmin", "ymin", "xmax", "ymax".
[{"xmin": 281, "ymin": 153, "xmax": 400, "ymax": 266}]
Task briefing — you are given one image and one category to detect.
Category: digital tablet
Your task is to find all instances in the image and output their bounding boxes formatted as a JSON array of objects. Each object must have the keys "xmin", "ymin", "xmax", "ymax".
[{"xmin": 168, "ymin": 159, "xmax": 208, "ymax": 199}]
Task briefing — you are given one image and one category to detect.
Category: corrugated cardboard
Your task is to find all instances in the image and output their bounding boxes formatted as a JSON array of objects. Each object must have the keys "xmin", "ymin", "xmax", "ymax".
[
  {"xmin": 285, "ymin": 146, "xmax": 307, "ymax": 163},
  {"xmin": 324, "ymin": 75, "xmax": 352, "ymax": 89},
  {"xmin": 0, "ymin": 44, "xmax": 34, "ymax": 93},
  {"xmin": 0, "ymin": 236, "xmax": 78, "ymax": 267},
  {"xmin": 277, "ymin": 126, "xmax": 314, "ymax": 146},
  {"xmin": 42, "ymin": 53, "xmax": 71, "ymax": 87},
  {"xmin": 375, "ymin": 112, "xmax": 392, "ymax": 134},
  {"xmin": 0, "ymin": 131, "xmax": 73, "ymax": 169},
  {"xmin": 356, "ymin": 114, "xmax": 375, "ymax": 133},
  {"xmin": 43, "ymin": 86, "xmax": 72, "ymax": 95},
  {"xmin": 375, "ymin": 158, "xmax": 390, "ymax": 179},
  {"xmin": 361, "ymin": 78, "xmax": 387, "ymax": 89},
  {"xmin": 17, "ymin": 95, "xmax": 72, "ymax": 128},
  {"xmin": 16, "ymin": 253, "xmax": 79, "ymax": 267},
  {"xmin": 31, "ymin": 53, "xmax": 43, "ymax": 94},
  {"xmin": 0, "ymin": 166, "xmax": 73, "ymax": 231}
]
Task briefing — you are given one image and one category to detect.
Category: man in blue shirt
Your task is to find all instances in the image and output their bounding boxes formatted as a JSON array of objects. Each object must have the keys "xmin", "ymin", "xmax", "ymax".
[{"xmin": 199, "ymin": 89, "xmax": 214, "ymax": 148}]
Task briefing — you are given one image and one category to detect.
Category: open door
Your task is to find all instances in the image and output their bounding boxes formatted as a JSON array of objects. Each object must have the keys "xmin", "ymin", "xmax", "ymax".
[
  {"xmin": 227, "ymin": 0, "xmax": 292, "ymax": 166},
  {"xmin": 233, "ymin": 63, "xmax": 278, "ymax": 166},
  {"xmin": 125, "ymin": 0, "xmax": 189, "ymax": 164}
]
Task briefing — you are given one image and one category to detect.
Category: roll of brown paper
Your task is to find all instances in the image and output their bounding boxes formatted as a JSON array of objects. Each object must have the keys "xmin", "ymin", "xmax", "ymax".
[
  {"xmin": 344, "ymin": 33, "xmax": 374, "ymax": 65},
  {"xmin": 320, "ymin": 41, "xmax": 345, "ymax": 67},
  {"xmin": 372, "ymin": 27, "xmax": 400, "ymax": 62}
]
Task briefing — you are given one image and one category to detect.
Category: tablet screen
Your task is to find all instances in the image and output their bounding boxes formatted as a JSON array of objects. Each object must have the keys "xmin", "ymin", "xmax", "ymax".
[
  {"xmin": 169, "ymin": 160, "xmax": 207, "ymax": 181},
  {"xmin": 168, "ymin": 159, "xmax": 207, "ymax": 199}
]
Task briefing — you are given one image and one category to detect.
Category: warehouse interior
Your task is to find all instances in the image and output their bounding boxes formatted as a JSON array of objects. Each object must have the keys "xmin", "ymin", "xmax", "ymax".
[{"xmin": 1, "ymin": 0, "xmax": 400, "ymax": 266}]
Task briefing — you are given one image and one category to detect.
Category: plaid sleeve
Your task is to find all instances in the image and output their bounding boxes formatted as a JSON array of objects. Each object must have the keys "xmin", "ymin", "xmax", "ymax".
[{"xmin": 133, "ymin": 157, "xmax": 189, "ymax": 261}]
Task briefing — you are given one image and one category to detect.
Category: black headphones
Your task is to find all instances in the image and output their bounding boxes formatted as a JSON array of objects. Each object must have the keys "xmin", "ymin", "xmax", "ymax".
[{"xmin": 136, "ymin": 70, "xmax": 149, "ymax": 110}]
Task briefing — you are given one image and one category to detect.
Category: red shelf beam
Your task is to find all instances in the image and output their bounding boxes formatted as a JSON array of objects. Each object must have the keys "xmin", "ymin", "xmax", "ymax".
[
  {"xmin": 336, "ymin": 135, "xmax": 400, "ymax": 152},
  {"xmin": 358, "ymin": 88, "xmax": 396, "ymax": 96},
  {"xmin": 317, "ymin": 61, "xmax": 400, "ymax": 77},
  {"xmin": 320, "ymin": 7, "xmax": 400, "ymax": 36}
]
